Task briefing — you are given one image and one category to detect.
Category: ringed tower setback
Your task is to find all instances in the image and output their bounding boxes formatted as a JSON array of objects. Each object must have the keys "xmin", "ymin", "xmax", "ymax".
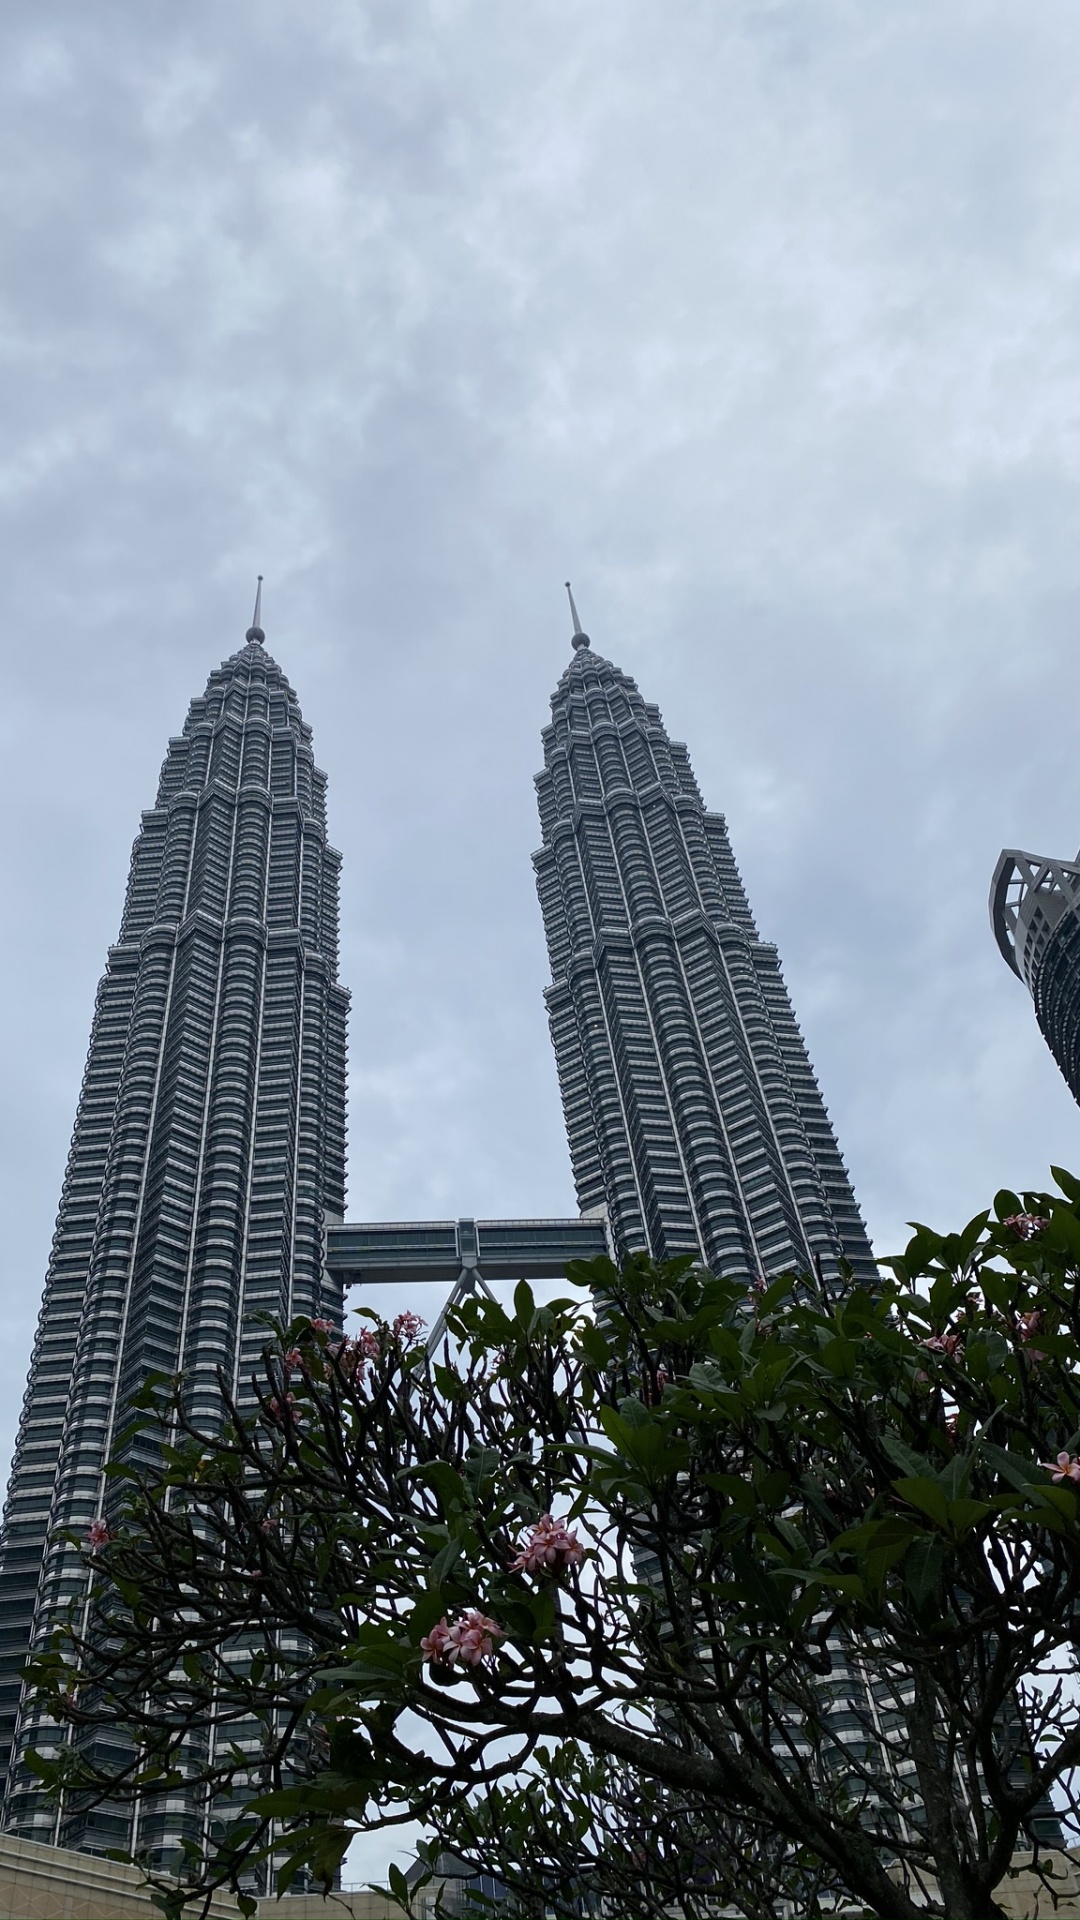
[
  {"xmin": 0, "ymin": 593, "xmax": 349, "ymax": 1853},
  {"xmin": 533, "ymin": 594, "xmax": 875, "ymax": 1286}
]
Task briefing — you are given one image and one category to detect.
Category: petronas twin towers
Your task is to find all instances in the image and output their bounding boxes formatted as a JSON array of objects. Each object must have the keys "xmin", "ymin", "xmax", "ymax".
[{"xmin": 0, "ymin": 589, "xmax": 874, "ymax": 1858}]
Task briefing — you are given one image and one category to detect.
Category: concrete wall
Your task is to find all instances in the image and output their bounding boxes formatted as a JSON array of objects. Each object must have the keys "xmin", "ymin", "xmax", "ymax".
[
  {"xmin": 4, "ymin": 1830, "xmax": 1080, "ymax": 1920},
  {"xmin": 985, "ymin": 1853, "xmax": 1080, "ymax": 1919},
  {"xmin": 0, "ymin": 1834, "xmax": 400, "ymax": 1919}
]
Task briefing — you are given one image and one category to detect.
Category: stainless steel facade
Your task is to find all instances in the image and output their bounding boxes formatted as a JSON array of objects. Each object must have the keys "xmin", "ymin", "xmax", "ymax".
[
  {"xmin": 992, "ymin": 845, "xmax": 1080, "ymax": 1104},
  {"xmin": 533, "ymin": 616, "xmax": 876, "ymax": 1286},
  {"xmin": 0, "ymin": 620, "xmax": 348, "ymax": 1858}
]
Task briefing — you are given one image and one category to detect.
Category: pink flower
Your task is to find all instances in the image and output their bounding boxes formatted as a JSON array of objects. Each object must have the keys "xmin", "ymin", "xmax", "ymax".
[
  {"xmin": 327, "ymin": 1328, "xmax": 382, "ymax": 1381},
  {"xmin": 283, "ymin": 1347, "xmax": 305, "ymax": 1376},
  {"xmin": 330, "ymin": 1338, "xmax": 363, "ymax": 1378},
  {"xmin": 448, "ymin": 1611, "xmax": 503, "ymax": 1666},
  {"xmin": 392, "ymin": 1311, "xmax": 426, "ymax": 1345},
  {"xmin": 311, "ymin": 1318, "xmax": 335, "ymax": 1334},
  {"xmin": 420, "ymin": 1617, "xmax": 454, "ymax": 1663},
  {"xmin": 85, "ymin": 1518, "xmax": 110, "ymax": 1551},
  {"xmin": 510, "ymin": 1513, "xmax": 585, "ymax": 1580},
  {"xmin": 1044, "ymin": 1451, "xmax": 1080, "ymax": 1483},
  {"xmin": 421, "ymin": 1610, "xmax": 503, "ymax": 1669},
  {"xmin": 1003, "ymin": 1213, "xmax": 1051, "ymax": 1241},
  {"xmin": 1018, "ymin": 1310, "xmax": 1048, "ymax": 1362},
  {"xmin": 922, "ymin": 1331, "xmax": 963, "ymax": 1358},
  {"xmin": 643, "ymin": 1364, "xmax": 670, "ymax": 1406},
  {"xmin": 267, "ymin": 1392, "xmax": 299, "ymax": 1424}
]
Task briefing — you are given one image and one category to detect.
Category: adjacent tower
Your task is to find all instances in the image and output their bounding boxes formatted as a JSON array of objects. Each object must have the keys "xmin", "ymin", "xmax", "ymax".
[
  {"xmin": 533, "ymin": 593, "xmax": 875, "ymax": 1286},
  {"xmin": 0, "ymin": 594, "xmax": 349, "ymax": 1858},
  {"xmin": 991, "ymin": 847, "xmax": 1080, "ymax": 1105}
]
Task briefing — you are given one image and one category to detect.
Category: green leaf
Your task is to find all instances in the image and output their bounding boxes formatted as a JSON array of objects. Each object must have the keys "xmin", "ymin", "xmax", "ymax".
[
  {"xmin": 1033, "ymin": 1483, "xmax": 1080, "ymax": 1521},
  {"xmin": 409, "ymin": 1591, "xmax": 451, "ymax": 1642},
  {"xmin": 938, "ymin": 1453, "xmax": 971, "ymax": 1501},
  {"xmin": 866, "ymin": 1534, "xmax": 916, "ymax": 1587},
  {"xmin": 1051, "ymin": 1168, "xmax": 1080, "ymax": 1207},
  {"xmin": 598, "ymin": 1405, "xmax": 686, "ymax": 1478},
  {"xmin": 403, "ymin": 1460, "xmax": 468, "ymax": 1515},
  {"xmin": 578, "ymin": 1322, "xmax": 612, "ymax": 1367},
  {"xmin": 527, "ymin": 1587, "xmax": 556, "ymax": 1644},
  {"xmin": 892, "ymin": 1477, "xmax": 949, "ymax": 1527},
  {"xmin": 981, "ymin": 1443, "xmax": 1046, "ymax": 1491},
  {"xmin": 980, "ymin": 1270, "xmax": 1017, "ymax": 1314},
  {"xmin": 928, "ymin": 1270, "xmax": 961, "ymax": 1319},
  {"xmin": 387, "ymin": 1862, "xmax": 414, "ymax": 1914},
  {"xmin": 729, "ymin": 1544, "xmax": 789, "ymax": 1626},
  {"xmin": 903, "ymin": 1224, "xmax": 944, "ymax": 1274},
  {"xmin": 1045, "ymin": 1206, "xmax": 1080, "ymax": 1261},
  {"xmin": 701, "ymin": 1472, "xmax": 755, "ymax": 1513},
  {"xmin": 834, "ymin": 1513, "xmax": 919, "ymax": 1552},
  {"xmin": 946, "ymin": 1498, "xmax": 991, "ymax": 1534},
  {"xmin": 963, "ymin": 1330, "xmax": 1007, "ymax": 1384},
  {"xmin": 752, "ymin": 1274, "xmax": 795, "ymax": 1315},
  {"xmin": 881, "ymin": 1431, "xmax": 928, "ymax": 1478},
  {"xmin": 803, "ymin": 1569, "xmax": 865, "ymax": 1599},
  {"xmin": 955, "ymin": 1210, "xmax": 991, "ymax": 1263},
  {"xmin": 463, "ymin": 1444, "xmax": 502, "ymax": 1490},
  {"xmin": 905, "ymin": 1535, "xmax": 943, "ymax": 1608},
  {"xmin": 427, "ymin": 1536, "xmax": 464, "ymax": 1588},
  {"xmin": 564, "ymin": 1254, "xmax": 621, "ymax": 1292},
  {"xmin": 756, "ymin": 1470, "xmax": 792, "ymax": 1509},
  {"xmin": 819, "ymin": 1336, "xmax": 858, "ymax": 1379}
]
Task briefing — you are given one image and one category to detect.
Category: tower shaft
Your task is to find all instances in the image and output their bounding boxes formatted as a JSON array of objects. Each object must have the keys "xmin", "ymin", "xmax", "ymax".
[{"xmin": 0, "ymin": 634, "xmax": 348, "ymax": 1863}]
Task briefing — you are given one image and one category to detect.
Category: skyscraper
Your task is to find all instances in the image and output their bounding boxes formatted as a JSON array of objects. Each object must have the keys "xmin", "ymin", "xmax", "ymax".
[
  {"xmin": 0, "ymin": 595, "xmax": 348, "ymax": 1859},
  {"xmin": 991, "ymin": 845, "xmax": 1080, "ymax": 1105},
  {"xmin": 533, "ymin": 592, "xmax": 875, "ymax": 1287}
]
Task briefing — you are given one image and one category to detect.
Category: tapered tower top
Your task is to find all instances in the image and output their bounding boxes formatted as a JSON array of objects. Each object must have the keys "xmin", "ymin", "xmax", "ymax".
[
  {"xmin": 246, "ymin": 575, "xmax": 265, "ymax": 645},
  {"xmin": 565, "ymin": 581, "xmax": 590, "ymax": 650}
]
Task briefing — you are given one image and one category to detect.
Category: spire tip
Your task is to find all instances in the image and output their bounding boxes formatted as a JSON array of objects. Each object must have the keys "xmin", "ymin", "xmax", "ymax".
[
  {"xmin": 565, "ymin": 580, "xmax": 590, "ymax": 650},
  {"xmin": 246, "ymin": 575, "xmax": 265, "ymax": 644}
]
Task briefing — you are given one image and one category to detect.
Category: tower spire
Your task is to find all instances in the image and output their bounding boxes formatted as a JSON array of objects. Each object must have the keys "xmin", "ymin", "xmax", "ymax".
[
  {"xmin": 246, "ymin": 576, "xmax": 265, "ymax": 645},
  {"xmin": 565, "ymin": 581, "xmax": 590, "ymax": 650}
]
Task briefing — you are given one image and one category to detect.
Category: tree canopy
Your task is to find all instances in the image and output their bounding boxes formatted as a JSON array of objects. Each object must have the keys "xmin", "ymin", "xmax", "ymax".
[{"xmin": 26, "ymin": 1173, "xmax": 1080, "ymax": 1919}]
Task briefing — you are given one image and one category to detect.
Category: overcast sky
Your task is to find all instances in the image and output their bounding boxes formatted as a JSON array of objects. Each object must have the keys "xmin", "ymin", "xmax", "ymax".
[{"xmin": 4, "ymin": 0, "xmax": 1080, "ymax": 1877}]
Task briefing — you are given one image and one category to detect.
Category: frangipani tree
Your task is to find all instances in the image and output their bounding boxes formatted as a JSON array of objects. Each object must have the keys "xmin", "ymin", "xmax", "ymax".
[{"xmin": 26, "ymin": 1175, "xmax": 1080, "ymax": 1920}]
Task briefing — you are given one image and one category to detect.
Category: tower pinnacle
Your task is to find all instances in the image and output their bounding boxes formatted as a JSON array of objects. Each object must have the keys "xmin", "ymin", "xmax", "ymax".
[
  {"xmin": 246, "ymin": 575, "xmax": 265, "ymax": 644},
  {"xmin": 565, "ymin": 581, "xmax": 590, "ymax": 650}
]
